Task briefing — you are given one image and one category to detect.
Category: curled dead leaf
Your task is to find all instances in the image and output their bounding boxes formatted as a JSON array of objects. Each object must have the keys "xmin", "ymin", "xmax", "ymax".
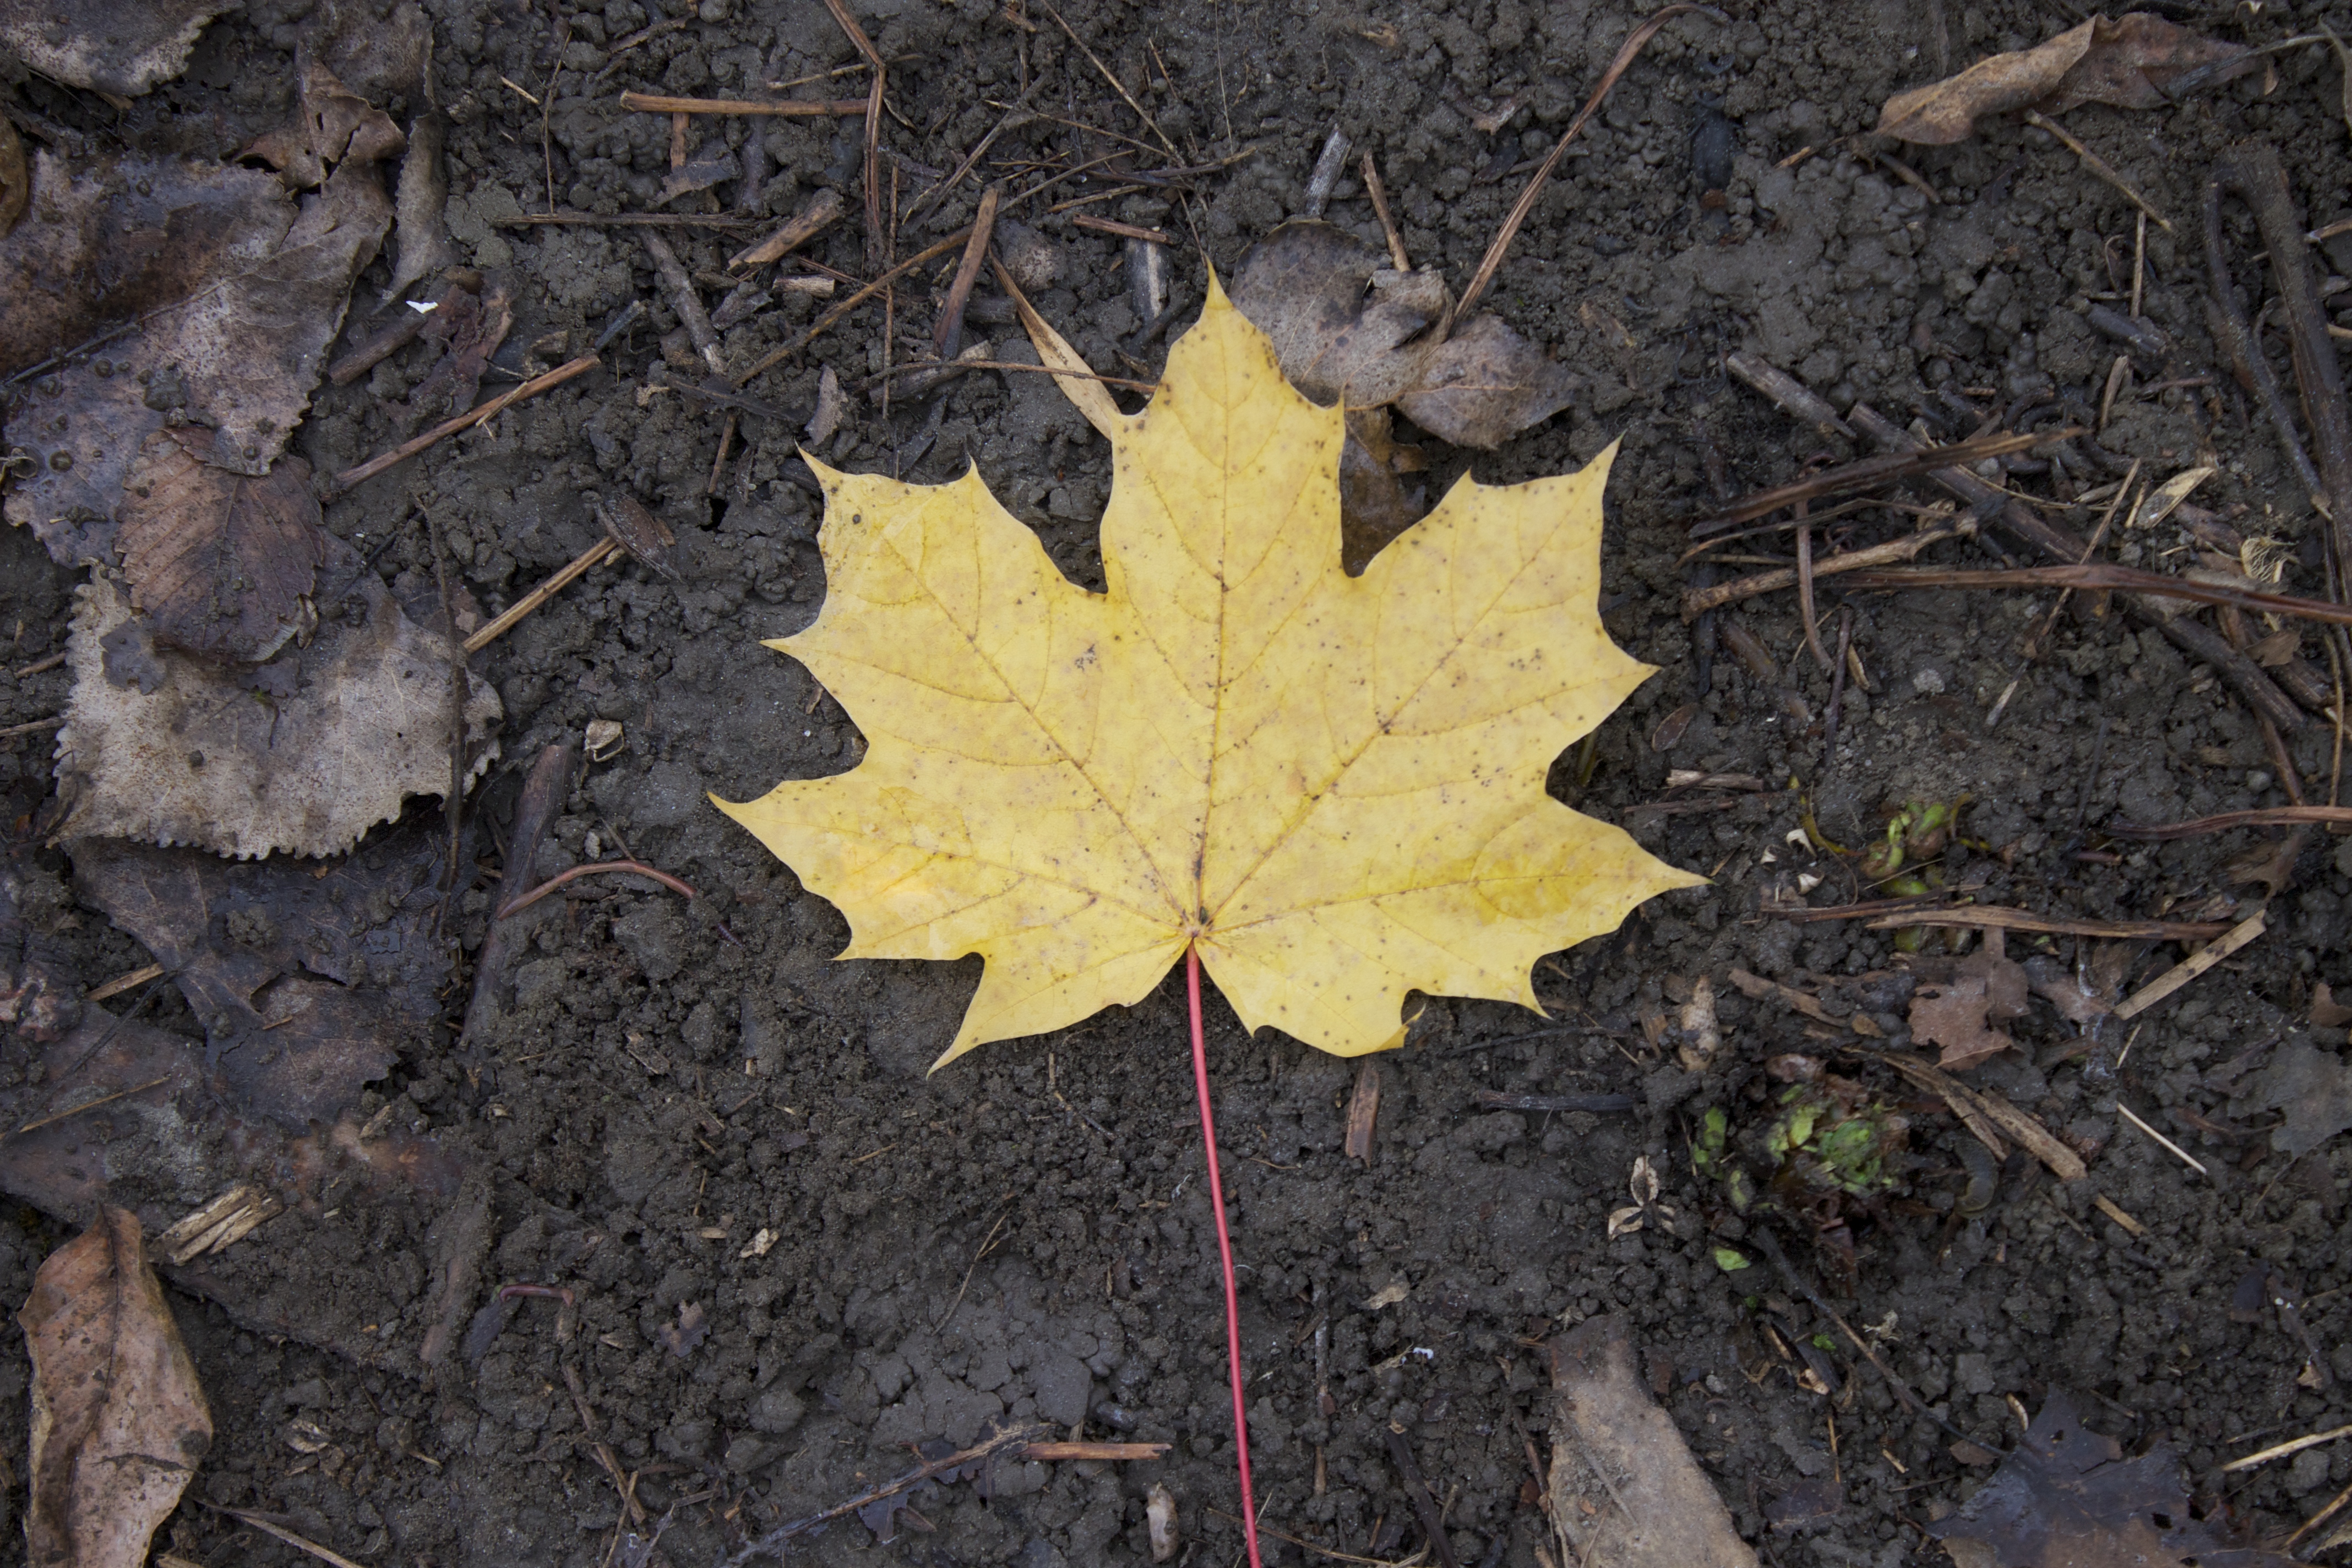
[
  {"xmin": 1909, "ymin": 950, "xmax": 2029, "ymax": 1070},
  {"xmin": 1876, "ymin": 14, "xmax": 2254, "ymax": 144},
  {"xmin": 21, "ymin": 1206, "xmax": 213, "ymax": 1568},
  {"xmin": 117, "ymin": 430, "xmax": 326, "ymax": 663},
  {"xmin": 1232, "ymin": 220, "xmax": 1579, "ymax": 449},
  {"xmin": 381, "ymin": 114, "xmax": 458, "ymax": 307}
]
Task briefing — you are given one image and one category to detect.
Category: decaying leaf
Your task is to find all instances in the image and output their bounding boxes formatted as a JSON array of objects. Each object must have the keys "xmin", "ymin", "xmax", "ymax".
[
  {"xmin": 380, "ymin": 113, "xmax": 457, "ymax": 307},
  {"xmin": 75, "ymin": 816, "xmax": 456, "ymax": 1126},
  {"xmin": 2312, "ymin": 982, "xmax": 2352, "ymax": 1030},
  {"xmin": 1547, "ymin": 1314, "xmax": 1760, "ymax": 1567},
  {"xmin": 1337, "ymin": 406, "xmax": 1428, "ymax": 568},
  {"xmin": 55, "ymin": 547, "xmax": 499, "ymax": 859},
  {"xmin": 3, "ymin": 65, "xmax": 398, "ymax": 564},
  {"xmin": 0, "ymin": 0, "xmax": 231, "ymax": 96},
  {"xmin": 116, "ymin": 429, "xmax": 326, "ymax": 663},
  {"xmin": 1876, "ymin": 14, "xmax": 2254, "ymax": 144},
  {"xmin": 1928, "ymin": 1391, "xmax": 2295, "ymax": 1567},
  {"xmin": 1909, "ymin": 949, "xmax": 2029, "ymax": 1069},
  {"xmin": 716, "ymin": 281, "xmax": 1696, "ymax": 1064},
  {"xmin": 1233, "ymin": 220, "xmax": 1580, "ymax": 449},
  {"xmin": 21, "ymin": 1206, "xmax": 213, "ymax": 1568},
  {"xmin": 2235, "ymin": 1038, "xmax": 2352, "ymax": 1157}
]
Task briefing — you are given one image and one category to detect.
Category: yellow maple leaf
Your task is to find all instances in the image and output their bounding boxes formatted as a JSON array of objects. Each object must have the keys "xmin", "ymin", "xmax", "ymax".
[{"xmin": 717, "ymin": 280, "xmax": 1698, "ymax": 1067}]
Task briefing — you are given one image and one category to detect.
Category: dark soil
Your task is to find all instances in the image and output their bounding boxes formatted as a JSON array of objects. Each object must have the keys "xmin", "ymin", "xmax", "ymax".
[{"xmin": 5, "ymin": 0, "xmax": 2352, "ymax": 1565}]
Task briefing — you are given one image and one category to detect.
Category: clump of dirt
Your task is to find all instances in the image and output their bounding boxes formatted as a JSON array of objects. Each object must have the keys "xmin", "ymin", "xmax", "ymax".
[{"xmin": 3, "ymin": 1, "xmax": 2352, "ymax": 1566}]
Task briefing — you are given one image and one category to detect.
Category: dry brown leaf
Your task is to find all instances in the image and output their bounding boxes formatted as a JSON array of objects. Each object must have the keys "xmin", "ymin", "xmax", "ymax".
[
  {"xmin": 55, "ymin": 548, "xmax": 499, "ymax": 859},
  {"xmin": 2312, "ymin": 982, "xmax": 2352, "ymax": 1029},
  {"xmin": 3, "ymin": 64, "xmax": 398, "ymax": 565},
  {"xmin": 1928, "ymin": 1391, "xmax": 2296, "ymax": 1567},
  {"xmin": 380, "ymin": 113, "xmax": 457, "ymax": 307},
  {"xmin": 20, "ymin": 1206, "xmax": 212, "ymax": 1568},
  {"xmin": 1910, "ymin": 950, "xmax": 2029, "ymax": 1069},
  {"xmin": 1232, "ymin": 219, "xmax": 1578, "ymax": 449},
  {"xmin": 116, "ymin": 429, "xmax": 326, "ymax": 664},
  {"xmin": 0, "ymin": 0, "xmax": 231, "ymax": 96},
  {"xmin": 2235, "ymin": 1040, "xmax": 2352, "ymax": 1157},
  {"xmin": 1548, "ymin": 1315, "xmax": 1760, "ymax": 1568},
  {"xmin": 1876, "ymin": 14, "xmax": 2253, "ymax": 145},
  {"xmin": 1338, "ymin": 406, "xmax": 1427, "ymax": 569}
]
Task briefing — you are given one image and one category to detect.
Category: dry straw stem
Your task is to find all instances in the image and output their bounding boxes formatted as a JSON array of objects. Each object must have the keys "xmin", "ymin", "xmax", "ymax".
[
  {"xmin": 1690, "ymin": 427, "xmax": 2062, "ymax": 536},
  {"xmin": 1837, "ymin": 562, "xmax": 2352, "ymax": 628},
  {"xmin": 1681, "ymin": 524, "xmax": 1966, "ymax": 618},
  {"xmin": 331, "ymin": 355, "xmax": 600, "ymax": 494},
  {"xmin": 1882, "ymin": 1054, "xmax": 2086, "ymax": 1180},
  {"xmin": 2113, "ymin": 910, "xmax": 2265, "ymax": 1020},
  {"xmin": 2021, "ymin": 109, "xmax": 2170, "ymax": 228},
  {"xmin": 2103, "ymin": 804, "xmax": 2352, "ymax": 839},
  {"xmin": 1860, "ymin": 906, "xmax": 2234, "ymax": 941},
  {"xmin": 2223, "ymin": 1422, "xmax": 2352, "ymax": 1474},
  {"xmin": 2115, "ymin": 1099, "xmax": 2208, "ymax": 1176},
  {"xmin": 616, "ymin": 91, "xmax": 864, "ymax": 116},
  {"xmin": 1455, "ymin": 4, "xmax": 1718, "ymax": 323},
  {"xmin": 463, "ymin": 537, "xmax": 617, "ymax": 654}
]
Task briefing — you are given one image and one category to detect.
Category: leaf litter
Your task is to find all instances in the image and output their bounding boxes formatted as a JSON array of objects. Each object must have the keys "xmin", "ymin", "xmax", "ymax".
[
  {"xmin": 20, "ymin": 1206, "xmax": 213, "ymax": 1568},
  {"xmin": 1927, "ymin": 1391, "xmax": 2295, "ymax": 1567},
  {"xmin": 0, "ymin": 0, "xmax": 232, "ymax": 97},
  {"xmin": 1876, "ymin": 13, "xmax": 2256, "ymax": 144},
  {"xmin": 1908, "ymin": 947, "xmax": 2032, "ymax": 1069},
  {"xmin": 115, "ymin": 428, "xmax": 326, "ymax": 663}
]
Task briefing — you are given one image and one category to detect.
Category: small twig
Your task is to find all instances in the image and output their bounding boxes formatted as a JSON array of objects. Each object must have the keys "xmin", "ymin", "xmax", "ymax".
[
  {"xmin": 717, "ymin": 1424, "xmax": 1044, "ymax": 1567},
  {"xmin": 0, "ymin": 714, "xmax": 64, "ymax": 738},
  {"xmin": 497, "ymin": 211, "xmax": 761, "ymax": 229},
  {"xmin": 1725, "ymin": 351, "xmax": 1855, "ymax": 440},
  {"xmin": 460, "ymin": 743, "xmax": 572, "ymax": 1047},
  {"xmin": 14, "ymin": 651, "xmax": 66, "ymax": 677},
  {"xmin": 727, "ymin": 187, "xmax": 845, "ymax": 270},
  {"xmin": 1822, "ymin": 606, "xmax": 1853, "ymax": 771},
  {"xmin": 464, "ymin": 538, "xmax": 619, "ymax": 654},
  {"xmin": 86, "ymin": 962, "xmax": 165, "ymax": 1003},
  {"xmin": 2115, "ymin": 1101, "xmax": 2209, "ymax": 1175},
  {"xmin": 935, "ymin": 183, "xmax": 1001, "ymax": 359},
  {"xmin": 1473, "ymin": 1090, "xmax": 1635, "ymax": 1113},
  {"xmin": 1795, "ymin": 515, "xmax": 1831, "ymax": 673},
  {"xmin": 2021, "ymin": 110, "xmax": 2170, "ymax": 230},
  {"xmin": 1070, "ymin": 211, "xmax": 1171, "ymax": 245},
  {"xmin": 816, "ymin": 0, "xmax": 887, "ymax": 266},
  {"xmin": 643, "ymin": 232, "xmax": 725, "ymax": 377},
  {"xmin": 732, "ymin": 226, "xmax": 974, "ymax": 386},
  {"xmin": 1749, "ymin": 1228, "xmax": 1958, "ymax": 1434},
  {"xmin": 616, "ymin": 91, "xmax": 865, "ymax": 116},
  {"xmin": 1037, "ymin": 0, "xmax": 1181, "ymax": 160},
  {"xmin": 1382, "ymin": 1427, "xmax": 1462, "ymax": 1568},
  {"xmin": 1690, "ymin": 427, "xmax": 2062, "ymax": 535},
  {"xmin": 1454, "ymin": 5, "xmax": 1716, "ymax": 324},
  {"xmin": 331, "ymin": 356, "xmax": 600, "ymax": 496},
  {"xmin": 879, "ymin": 357, "xmax": 1156, "ymax": 393},
  {"xmin": 2104, "ymin": 804, "xmax": 2352, "ymax": 841},
  {"xmin": 497, "ymin": 859, "xmax": 699, "ymax": 919},
  {"xmin": 200, "ymin": 1505, "xmax": 371, "ymax": 1568},
  {"xmin": 1859, "ymin": 907, "xmax": 2234, "ymax": 941},
  {"xmin": 9, "ymin": 1077, "xmax": 172, "ymax": 1139},
  {"xmin": 1836, "ymin": 563, "xmax": 2352, "ymax": 628},
  {"xmin": 1360, "ymin": 153, "xmax": 1411, "ymax": 271},
  {"xmin": 1021, "ymin": 1440, "xmax": 1169, "ymax": 1461},
  {"xmin": 2021, "ymin": 459, "xmax": 2139, "ymax": 659},
  {"xmin": 1207, "ymin": 1511, "xmax": 1428, "ymax": 1568}
]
